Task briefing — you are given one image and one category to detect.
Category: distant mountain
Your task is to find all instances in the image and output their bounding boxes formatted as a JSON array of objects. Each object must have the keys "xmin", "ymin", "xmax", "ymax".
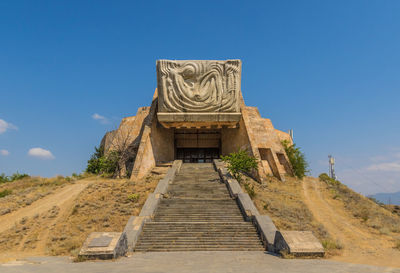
[{"xmin": 369, "ymin": 191, "xmax": 400, "ymax": 205}]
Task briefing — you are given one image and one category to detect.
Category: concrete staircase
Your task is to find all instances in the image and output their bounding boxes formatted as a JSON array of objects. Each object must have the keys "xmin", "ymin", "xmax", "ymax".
[{"xmin": 134, "ymin": 163, "xmax": 264, "ymax": 252}]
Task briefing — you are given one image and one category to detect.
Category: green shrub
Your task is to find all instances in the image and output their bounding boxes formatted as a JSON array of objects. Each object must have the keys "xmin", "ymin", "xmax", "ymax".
[
  {"xmin": 10, "ymin": 172, "xmax": 30, "ymax": 181},
  {"xmin": 86, "ymin": 146, "xmax": 105, "ymax": 174},
  {"xmin": 221, "ymin": 149, "xmax": 258, "ymax": 182},
  {"xmin": 86, "ymin": 146, "xmax": 119, "ymax": 175},
  {"xmin": 281, "ymin": 140, "xmax": 309, "ymax": 179},
  {"xmin": 0, "ymin": 173, "xmax": 8, "ymax": 183},
  {"xmin": 127, "ymin": 193, "xmax": 140, "ymax": 202},
  {"xmin": 0, "ymin": 172, "xmax": 30, "ymax": 183},
  {"xmin": 319, "ymin": 173, "xmax": 340, "ymax": 186},
  {"xmin": 0, "ymin": 189, "xmax": 12, "ymax": 198}
]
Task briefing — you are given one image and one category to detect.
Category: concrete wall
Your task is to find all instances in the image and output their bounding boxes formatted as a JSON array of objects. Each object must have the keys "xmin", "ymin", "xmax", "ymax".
[
  {"xmin": 108, "ymin": 87, "xmax": 294, "ymax": 181},
  {"xmin": 151, "ymin": 120, "xmax": 174, "ymax": 163},
  {"xmin": 106, "ymin": 107, "xmax": 150, "ymax": 153},
  {"xmin": 240, "ymin": 105, "xmax": 292, "ymax": 181},
  {"xmin": 221, "ymin": 118, "xmax": 252, "ymax": 156},
  {"xmin": 130, "ymin": 126, "xmax": 156, "ymax": 180}
]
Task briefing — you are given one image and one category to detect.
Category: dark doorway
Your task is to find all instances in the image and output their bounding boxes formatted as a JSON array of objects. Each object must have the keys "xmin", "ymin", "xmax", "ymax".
[
  {"xmin": 176, "ymin": 148, "xmax": 220, "ymax": 163},
  {"xmin": 174, "ymin": 129, "xmax": 221, "ymax": 163}
]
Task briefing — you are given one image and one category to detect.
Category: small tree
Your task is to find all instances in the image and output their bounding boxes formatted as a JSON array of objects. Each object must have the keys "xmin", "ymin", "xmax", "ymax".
[
  {"xmin": 281, "ymin": 140, "xmax": 309, "ymax": 179},
  {"xmin": 221, "ymin": 149, "xmax": 258, "ymax": 182},
  {"xmin": 86, "ymin": 146, "xmax": 119, "ymax": 175},
  {"xmin": 86, "ymin": 146, "xmax": 104, "ymax": 174}
]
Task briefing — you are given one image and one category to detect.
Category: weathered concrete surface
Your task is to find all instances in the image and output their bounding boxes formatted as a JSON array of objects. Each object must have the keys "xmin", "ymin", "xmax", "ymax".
[
  {"xmin": 125, "ymin": 160, "xmax": 181, "ymax": 251},
  {"xmin": 138, "ymin": 193, "xmax": 161, "ymax": 218},
  {"xmin": 240, "ymin": 105, "xmax": 292, "ymax": 181},
  {"xmin": 1, "ymin": 252, "xmax": 398, "ymax": 273},
  {"xmin": 237, "ymin": 193, "xmax": 260, "ymax": 220},
  {"xmin": 225, "ymin": 177, "xmax": 242, "ymax": 198},
  {"xmin": 123, "ymin": 216, "xmax": 146, "ymax": 252},
  {"xmin": 214, "ymin": 160, "xmax": 243, "ymax": 198},
  {"xmin": 214, "ymin": 159, "xmax": 278, "ymax": 253},
  {"xmin": 154, "ymin": 160, "xmax": 182, "ymax": 195},
  {"xmin": 254, "ymin": 215, "xmax": 278, "ymax": 252},
  {"xmin": 131, "ymin": 125, "xmax": 155, "ymax": 180},
  {"xmin": 139, "ymin": 160, "xmax": 182, "ymax": 217},
  {"xmin": 78, "ymin": 232, "xmax": 127, "ymax": 259},
  {"xmin": 274, "ymin": 231, "xmax": 325, "ymax": 257}
]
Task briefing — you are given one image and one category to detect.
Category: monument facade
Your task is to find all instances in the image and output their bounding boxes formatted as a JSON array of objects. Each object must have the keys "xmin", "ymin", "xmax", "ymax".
[{"xmin": 101, "ymin": 60, "xmax": 293, "ymax": 181}]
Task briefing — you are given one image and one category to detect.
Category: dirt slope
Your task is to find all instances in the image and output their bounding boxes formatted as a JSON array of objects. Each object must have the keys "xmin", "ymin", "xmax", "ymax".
[
  {"xmin": 303, "ymin": 177, "xmax": 400, "ymax": 267},
  {"xmin": 0, "ymin": 179, "xmax": 94, "ymax": 262},
  {"xmin": 0, "ymin": 167, "xmax": 167, "ymax": 262},
  {"xmin": 0, "ymin": 179, "xmax": 93, "ymax": 234}
]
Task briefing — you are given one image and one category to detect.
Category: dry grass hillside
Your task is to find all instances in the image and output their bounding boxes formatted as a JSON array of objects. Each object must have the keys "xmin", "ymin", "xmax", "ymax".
[
  {"xmin": 1, "ymin": 165, "xmax": 400, "ymax": 268},
  {"xmin": 0, "ymin": 167, "xmax": 168, "ymax": 262},
  {"xmin": 241, "ymin": 174, "xmax": 400, "ymax": 267}
]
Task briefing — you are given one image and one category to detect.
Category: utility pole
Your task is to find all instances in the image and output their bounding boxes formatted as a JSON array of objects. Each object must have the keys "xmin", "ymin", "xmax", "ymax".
[
  {"xmin": 328, "ymin": 155, "xmax": 337, "ymax": 180},
  {"xmin": 288, "ymin": 129, "xmax": 294, "ymax": 142}
]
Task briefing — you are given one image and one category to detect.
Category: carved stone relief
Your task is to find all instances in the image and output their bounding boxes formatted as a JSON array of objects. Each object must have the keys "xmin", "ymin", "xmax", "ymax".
[{"xmin": 156, "ymin": 60, "xmax": 241, "ymax": 113}]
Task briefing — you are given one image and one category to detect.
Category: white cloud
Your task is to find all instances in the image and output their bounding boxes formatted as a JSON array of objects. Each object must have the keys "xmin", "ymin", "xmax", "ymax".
[
  {"xmin": 331, "ymin": 151, "xmax": 400, "ymax": 196},
  {"xmin": 92, "ymin": 113, "xmax": 109, "ymax": 124},
  {"xmin": 366, "ymin": 162, "xmax": 400, "ymax": 172},
  {"xmin": 28, "ymin": 147, "xmax": 55, "ymax": 160},
  {"xmin": 0, "ymin": 149, "xmax": 9, "ymax": 156},
  {"xmin": 0, "ymin": 119, "xmax": 18, "ymax": 134}
]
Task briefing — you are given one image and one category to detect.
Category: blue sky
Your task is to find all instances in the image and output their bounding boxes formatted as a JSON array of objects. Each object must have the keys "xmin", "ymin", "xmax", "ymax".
[{"xmin": 1, "ymin": 1, "xmax": 399, "ymax": 196}]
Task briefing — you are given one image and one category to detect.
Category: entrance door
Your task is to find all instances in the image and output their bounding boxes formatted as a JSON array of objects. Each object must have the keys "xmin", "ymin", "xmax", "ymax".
[
  {"xmin": 174, "ymin": 129, "xmax": 221, "ymax": 163},
  {"xmin": 176, "ymin": 148, "xmax": 220, "ymax": 163}
]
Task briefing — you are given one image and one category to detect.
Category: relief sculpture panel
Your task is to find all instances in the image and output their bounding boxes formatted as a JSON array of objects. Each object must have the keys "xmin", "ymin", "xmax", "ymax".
[{"xmin": 157, "ymin": 60, "xmax": 241, "ymax": 113}]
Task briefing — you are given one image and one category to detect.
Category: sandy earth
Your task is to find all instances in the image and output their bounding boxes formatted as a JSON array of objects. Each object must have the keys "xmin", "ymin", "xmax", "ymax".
[
  {"xmin": 0, "ymin": 179, "xmax": 94, "ymax": 261},
  {"xmin": 303, "ymin": 177, "xmax": 400, "ymax": 268}
]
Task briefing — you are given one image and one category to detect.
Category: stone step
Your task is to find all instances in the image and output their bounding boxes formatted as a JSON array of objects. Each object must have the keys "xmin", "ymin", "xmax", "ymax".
[
  {"xmin": 168, "ymin": 195, "xmax": 232, "ymax": 199},
  {"xmin": 154, "ymin": 216, "xmax": 244, "ymax": 219},
  {"xmin": 142, "ymin": 223, "xmax": 254, "ymax": 226},
  {"xmin": 141, "ymin": 226, "xmax": 257, "ymax": 230},
  {"xmin": 173, "ymin": 179, "xmax": 221, "ymax": 181},
  {"xmin": 168, "ymin": 190, "xmax": 229, "ymax": 194},
  {"xmin": 136, "ymin": 242, "xmax": 262, "ymax": 245},
  {"xmin": 156, "ymin": 210, "xmax": 242, "ymax": 216},
  {"xmin": 154, "ymin": 216, "xmax": 243, "ymax": 220},
  {"xmin": 154, "ymin": 216, "xmax": 244, "ymax": 220},
  {"xmin": 168, "ymin": 192, "xmax": 228, "ymax": 194},
  {"xmin": 134, "ymin": 163, "xmax": 263, "ymax": 253},
  {"xmin": 134, "ymin": 247, "xmax": 264, "ymax": 252},
  {"xmin": 138, "ymin": 231, "xmax": 259, "ymax": 237},
  {"xmin": 158, "ymin": 206, "xmax": 238, "ymax": 208},
  {"xmin": 170, "ymin": 186, "xmax": 225, "ymax": 188},
  {"xmin": 160, "ymin": 201, "xmax": 237, "ymax": 205},
  {"xmin": 160, "ymin": 201, "xmax": 236, "ymax": 204},
  {"xmin": 156, "ymin": 210, "xmax": 241, "ymax": 213},
  {"xmin": 143, "ymin": 226, "xmax": 255, "ymax": 231},
  {"xmin": 155, "ymin": 212, "xmax": 241, "ymax": 215},
  {"xmin": 142, "ymin": 222, "xmax": 254, "ymax": 227}
]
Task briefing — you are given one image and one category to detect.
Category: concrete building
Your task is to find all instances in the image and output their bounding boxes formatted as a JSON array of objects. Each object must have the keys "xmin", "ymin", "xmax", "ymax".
[{"xmin": 101, "ymin": 60, "xmax": 293, "ymax": 181}]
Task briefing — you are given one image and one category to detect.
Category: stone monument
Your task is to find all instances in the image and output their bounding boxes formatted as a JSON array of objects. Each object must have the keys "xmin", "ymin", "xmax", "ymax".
[{"xmin": 101, "ymin": 60, "xmax": 293, "ymax": 181}]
